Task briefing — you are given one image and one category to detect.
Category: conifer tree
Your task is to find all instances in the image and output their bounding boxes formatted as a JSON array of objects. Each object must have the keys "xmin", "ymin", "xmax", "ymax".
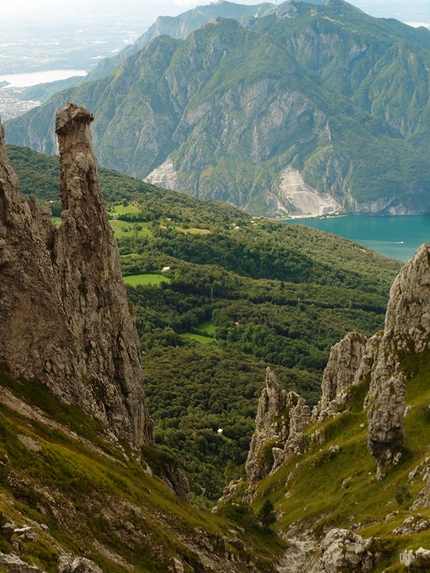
[{"xmin": 257, "ymin": 499, "xmax": 276, "ymax": 527}]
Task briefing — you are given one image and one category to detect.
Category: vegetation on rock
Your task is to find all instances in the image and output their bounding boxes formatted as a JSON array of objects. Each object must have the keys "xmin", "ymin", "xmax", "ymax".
[{"xmin": 8, "ymin": 143, "xmax": 402, "ymax": 501}]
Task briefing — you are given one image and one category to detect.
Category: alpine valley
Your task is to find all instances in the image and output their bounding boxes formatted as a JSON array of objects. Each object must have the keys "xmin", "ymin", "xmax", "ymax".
[
  {"xmin": 6, "ymin": 0, "xmax": 430, "ymax": 217},
  {"xmin": 0, "ymin": 96, "xmax": 430, "ymax": 571},
  {"xmin": 2, "ymin": 1, "xmax": 430, "ymax": 573}
]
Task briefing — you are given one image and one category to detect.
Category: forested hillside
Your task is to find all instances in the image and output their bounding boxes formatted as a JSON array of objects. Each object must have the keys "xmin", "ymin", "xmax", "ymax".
[
  {"xmin": 8, "ymin": 144, "xmax": 401, "ymax": 501},
  {"xmin": 6, "ymin": 0, "xmax": 430, "ymax": 217}
]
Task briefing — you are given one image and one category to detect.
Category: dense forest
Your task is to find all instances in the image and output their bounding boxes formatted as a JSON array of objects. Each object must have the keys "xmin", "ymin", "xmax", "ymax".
[{"xmin": 8, "ymin": 144, "xmax": 402, "ymax": 501}]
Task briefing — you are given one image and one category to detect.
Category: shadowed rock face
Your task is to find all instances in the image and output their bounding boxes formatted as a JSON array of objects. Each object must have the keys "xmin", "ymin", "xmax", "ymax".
[
  {"xmin": 245, "ymin": 368, "xmax": 310, "ymax": 484},
  {"xmin": 0, "ymin": 102, "xmax": 153, "ymax": 447},
  {"xmin": 366, "ymin": 243, "xmax": 430, "ymax": 477},
  {"xmin": 315, "ymin": 331, "xmax": 369, "ymax": 421}
]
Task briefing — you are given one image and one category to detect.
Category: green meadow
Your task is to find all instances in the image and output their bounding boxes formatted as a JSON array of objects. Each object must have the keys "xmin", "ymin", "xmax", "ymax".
[
  {"xmin": 123, "ymin": 274, "xmax": 170, "ymax": 287},
  {"xmin": 109, "ymin": 219, "xmax": 152, "ymax": 239},
  {"xmin": 180, "ymin": 332, "xmax": 215, "ymax": 344}
]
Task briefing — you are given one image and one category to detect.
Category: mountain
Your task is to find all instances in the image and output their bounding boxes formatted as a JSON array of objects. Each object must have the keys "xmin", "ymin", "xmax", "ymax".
[
  {"xmin": 6, "ymin": 0, "xmax": 430, "ymax": 217},
  {"xmin": 83, "ymin": 1, "xmax": 283, "ymax": 84},
  {"xmin": 2, "ymin": 103, "xmax": 430, "ymax": 571},
  {"xmin": 5, "ymin": 136, "xmax": 402, "ymax": 501}
]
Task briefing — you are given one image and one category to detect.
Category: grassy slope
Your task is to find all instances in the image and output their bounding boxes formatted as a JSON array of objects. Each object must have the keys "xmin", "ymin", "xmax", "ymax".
[
  {"xmin": 6, "ymin": 144, "xmax": 404, "ymax": 503},
  {"xmin": 0, "ymin": 365, "xmax": 286, "ymax": 573},
  {"xmin": 218, "ymin": 351, "xmax": 430, "ymax": 571}
]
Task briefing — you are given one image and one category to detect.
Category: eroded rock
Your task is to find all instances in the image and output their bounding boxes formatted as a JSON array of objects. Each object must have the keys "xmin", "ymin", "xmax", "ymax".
[
  {"xmin": 0, "ymin": 103, "xmax": 153, "ymax": 446},
  {"xmin": 245, "ymin": 368, "xmax": 310, "ymax": 484},
  {"xmin": 162, "ymin": 463, "xmax": 190, "ymax": 502},
  {"xmin": 0, "ymin": 552, "xmax": 44, "ymax": 573},
  {"xmin": 400, "ymin": 547, "xmax": 430, "ymax": 568},
  {"xmin": 367, "ymin": 244, "xmax": 430, "ymax": 478},
  {"xmin": 315, "ymin": 331, "xmax": 368, "ymax": 420},
  {"xmin": 58, "ymin": 556, "xmax": 104, "ymax": 573},
  {"xmin": 302, "ymin": 529, "xmax": 380, "ymax": 573},
  {"xmin": 393, "ymin": 515, "xmax": 430, "ymax": 535}
]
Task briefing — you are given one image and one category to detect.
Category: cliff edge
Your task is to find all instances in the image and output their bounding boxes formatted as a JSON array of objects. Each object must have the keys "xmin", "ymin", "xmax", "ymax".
[{"xmin": 0, "ymin": 102, "xmax": 153, "ymax": 447}]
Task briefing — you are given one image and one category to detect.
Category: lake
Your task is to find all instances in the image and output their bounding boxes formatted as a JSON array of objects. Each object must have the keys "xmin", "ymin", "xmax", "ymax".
[
  {"xmin": 0, "ymin": 70, "xmax": 87, "ymax": 87},
  {"xmin": 285, "ymin": 215, "xmax": 430, "ymax": 262}
]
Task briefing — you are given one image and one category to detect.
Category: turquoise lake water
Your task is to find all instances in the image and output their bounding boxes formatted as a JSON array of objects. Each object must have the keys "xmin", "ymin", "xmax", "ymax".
[{"xmin": 284, "ymin": 215, "xmax": 430, "ymax": 262}]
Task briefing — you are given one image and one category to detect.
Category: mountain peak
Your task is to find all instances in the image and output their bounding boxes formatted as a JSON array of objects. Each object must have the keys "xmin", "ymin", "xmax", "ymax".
[{"xmin": 0, "ymin": 102, "xmax": 153, "ymax": 447}]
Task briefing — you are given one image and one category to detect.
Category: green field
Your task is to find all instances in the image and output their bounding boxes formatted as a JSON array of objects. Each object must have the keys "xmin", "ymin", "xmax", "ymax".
[
  {"xmin": 109, "ymin": 204, "xmax": 142, "ymax": 216},
  {"xmin": 176, "ymin": 227, "xmax": 211, "ymax": 235},
  {"xmin": 52, "ymin": 214, "xmax": 152, "ymax": 239},
  {"xmin": 180, "ymin": 332, "xmax": 216, "ymax": 344},
  {"xmin": 123, "ymin": 274, "xmax": 171, "ymax": 286},
  {"xmin": 198, "ymin": 320, "xmax": 216, "ymax": 335},
  {"xmin": 109, "ymin": 219, "xmax": 152, "ymax": 238}
]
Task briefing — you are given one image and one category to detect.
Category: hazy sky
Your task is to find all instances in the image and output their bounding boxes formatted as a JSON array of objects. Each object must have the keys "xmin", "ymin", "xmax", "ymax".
[
  {"xmin": 2, "ymin": 1, "xmax": 430, "ymax": 30},
  {"xmin": 2, "ymin": 0, "xmax": 429, "ymax": 20}
]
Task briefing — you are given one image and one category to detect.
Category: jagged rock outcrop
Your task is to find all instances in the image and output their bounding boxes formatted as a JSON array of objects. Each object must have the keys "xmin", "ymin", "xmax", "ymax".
[
  {"xmin": 366, "ymin": 243, "xmax": 430, "ymax": 478},
  {"xmin": 0, "ymin": 552, "xmax": 44, "ymax": 573},
  {"xmin": 162, "ymin": 462, "xmax": 190, "ymax": 502},
  {"xmin": 400, "ymin": 547, "xmax": 430, "ymax": 568},
  {"xmin": 58, "ymin": 556, "xmax": 103, "ymax": 573},
  {"xmin": 302, "ymin": 529, "xmax": 381, "ymax": 573},
  {"xmin": 0, "ymin": 102, "xmax": 153, "ymax": 447},
  {"xmin": 308, "ymin": 244, "xmax": 430, "ymax": 479},
  {"xmin": 245, "ymin": 368, "xmax": 310, "ymax": 484},
  {"xmin": 243, "ymin": 244, "xmax": 430, "ymax": 572},
  {"xmin": 277, "ymin": 529, "xmax": 383, "ymax": 573},
  {"xmin": 393, "ymin": 515, "xmax": 430, "ymax": 536},
  {"xmin": 315, "ymin": 331, "xmax": 368, "ymax": 420}
]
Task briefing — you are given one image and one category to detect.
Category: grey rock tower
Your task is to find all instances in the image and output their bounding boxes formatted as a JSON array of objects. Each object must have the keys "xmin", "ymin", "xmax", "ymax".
[{"xmin": 0, "ymin": 102, "xmax": 153, "ymax": 446}]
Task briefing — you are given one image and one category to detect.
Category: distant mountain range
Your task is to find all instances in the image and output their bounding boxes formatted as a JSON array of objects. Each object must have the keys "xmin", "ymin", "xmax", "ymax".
[{"xmin": 6, "ymin": 0, "xmax": 430, "ymax": 217}]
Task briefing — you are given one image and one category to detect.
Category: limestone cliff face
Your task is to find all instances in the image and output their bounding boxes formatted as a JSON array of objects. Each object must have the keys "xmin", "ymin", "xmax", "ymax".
[
  {"xmin": 245, "ymin": 368, "xmax": 310, "ymax": 485},
  {"xmin": 310, "ymin": 244, "xmax": 430, "ymax": 478},
  {"xmin": 366, "ymin": 243, "xmax": 430, "ymax": 477},
  {"xmin": 0, "ymin": 102, "xmax": 153, "ymax": 447},
  {"xmin": 315, "ymin": 331, "xmax": 368, "ymax": 420}
]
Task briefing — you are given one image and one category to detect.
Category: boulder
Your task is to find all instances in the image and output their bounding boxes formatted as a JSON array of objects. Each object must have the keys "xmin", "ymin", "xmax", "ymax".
[{"xmin": 58, "ymin": 556, "xmax": 104, "ymax": 573}]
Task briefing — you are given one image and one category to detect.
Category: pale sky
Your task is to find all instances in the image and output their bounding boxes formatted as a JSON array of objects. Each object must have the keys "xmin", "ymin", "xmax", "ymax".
[
  {"xmin": 2, "ymin": 0, "xmax": 430, "ymax": 28},
  {"xmin": 1, "ymin": 0, "xmax": 429, "ymax": 18}
]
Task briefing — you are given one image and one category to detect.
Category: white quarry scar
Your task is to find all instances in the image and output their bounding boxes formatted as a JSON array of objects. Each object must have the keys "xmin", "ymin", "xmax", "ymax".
[
  {"xmin": 144, "ymin": 158, "xmax": 177, "ymax": 190},
  {"xmin": 279, "ymin": 165, "xmax": 340, "ymax": 217}
]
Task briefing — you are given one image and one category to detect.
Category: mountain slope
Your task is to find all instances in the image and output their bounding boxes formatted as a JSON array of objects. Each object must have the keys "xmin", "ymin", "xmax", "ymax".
[
  {"xmin": 2, "ymin": 107, "xmax": 430, "ymax": 571},
  {"xmin": 0, "ymin": 365, "xmax": 286, "ymax": 573},
  {"xmin": 83, "ymin": 1, "xmax": 282, "ymax": 83},
  {"xmin": 220, "ymin": 243, "xmax": 430, "ymax": 571},
  {"xmin": 7, "ymin": 141, "xmax": 402, "ymax": 501},
  {"xmin": 6, "ymin": 1, "xmax": 430, "ymax": 216},
  {"xmin": 1, "ymin": 230, "xmax": 429, "ymax": 572}
]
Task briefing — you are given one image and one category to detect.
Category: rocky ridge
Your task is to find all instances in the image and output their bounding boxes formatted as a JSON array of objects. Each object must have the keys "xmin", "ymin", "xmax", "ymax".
[
  {"xmin": 245, "ymin": 368, "xmax": 310, "ymax": 485},
  {"xmin": 0, "ymin": 102, "xmax": 153, "ymax": 447},
  {"xmin": 366, "ymin": 243, "xmax": 430, "ymax": 477},
  {"xmin": 239, "ymin": 243, "xmax": 430, "ymax": 571},
  {"xmin": 246, "ymin": 244, "xmax": 430, "ymax": 482}
]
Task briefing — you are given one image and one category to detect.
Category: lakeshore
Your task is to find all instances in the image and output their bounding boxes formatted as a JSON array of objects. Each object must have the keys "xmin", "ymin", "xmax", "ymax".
[{"xmin": 285, "ymin": 215, "xmax": 430, "ymax": 261}]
